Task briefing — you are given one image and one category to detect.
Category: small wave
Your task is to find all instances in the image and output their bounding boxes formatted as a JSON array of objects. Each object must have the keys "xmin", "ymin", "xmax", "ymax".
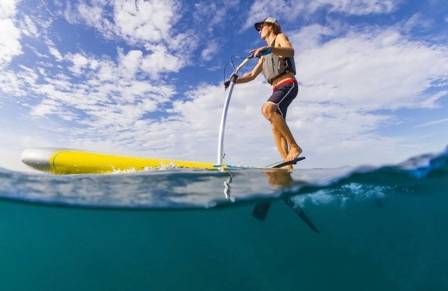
[{"xmin": 289, "ymin": 149, "xmax": 448, "ymax": 207}]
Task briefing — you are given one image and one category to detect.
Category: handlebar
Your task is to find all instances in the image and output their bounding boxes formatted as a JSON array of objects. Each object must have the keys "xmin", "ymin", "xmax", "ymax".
[{"xmin": 247, "ymin": 47, "xmax": 272, "ymax": 59}]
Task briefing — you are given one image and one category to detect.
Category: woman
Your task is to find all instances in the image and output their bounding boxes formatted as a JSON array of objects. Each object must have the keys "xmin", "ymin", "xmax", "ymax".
[{"xmin": 231, "ymin": 17, "xmax": 302, "ymax": 164}]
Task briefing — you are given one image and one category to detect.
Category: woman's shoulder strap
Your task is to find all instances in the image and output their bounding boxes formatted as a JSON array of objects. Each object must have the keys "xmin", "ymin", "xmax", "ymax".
[{"xmin": 270, "ymin": 35, "xmax": 277, "ymax": 46}]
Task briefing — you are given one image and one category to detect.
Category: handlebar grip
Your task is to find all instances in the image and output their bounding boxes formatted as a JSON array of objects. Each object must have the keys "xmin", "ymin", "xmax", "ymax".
[{"xmin": 248, "ymin": 47, "xmax": 272, "ymax": 59}]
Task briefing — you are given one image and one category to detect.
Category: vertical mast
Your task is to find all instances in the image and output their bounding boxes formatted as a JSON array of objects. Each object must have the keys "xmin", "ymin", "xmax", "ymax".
[{"xmin": 216, "ymin": 56, "xmax": 252, "ymax": 166}]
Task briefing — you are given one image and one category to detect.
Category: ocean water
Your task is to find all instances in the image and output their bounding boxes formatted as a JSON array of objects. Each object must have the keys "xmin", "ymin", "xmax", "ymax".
[{"xmin": 0, "ymin": 150, "xmax": 447, "ymax": 291}]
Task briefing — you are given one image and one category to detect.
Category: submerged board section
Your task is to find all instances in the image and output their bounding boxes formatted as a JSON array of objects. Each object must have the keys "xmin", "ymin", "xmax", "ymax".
[{"xmin": 21, "ymin": 148, "xmax": 217, "ymax": 174}]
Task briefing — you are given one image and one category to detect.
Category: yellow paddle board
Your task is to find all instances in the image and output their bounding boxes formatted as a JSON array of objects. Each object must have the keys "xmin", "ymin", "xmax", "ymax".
[{"xmin": 21, "ymin": 148, "xmax": 218, "ymax": 174}]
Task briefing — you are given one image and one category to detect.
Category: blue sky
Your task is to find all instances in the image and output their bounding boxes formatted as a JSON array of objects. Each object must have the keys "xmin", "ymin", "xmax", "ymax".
[{"xmin": 0, "ymin": 0, "xmax": 447, "ymax": 171}]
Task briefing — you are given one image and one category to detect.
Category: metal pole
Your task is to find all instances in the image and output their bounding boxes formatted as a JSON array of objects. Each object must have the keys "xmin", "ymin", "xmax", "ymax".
[
  {"xmin": 216, "ymin": 56, "xmax": 252, "ymax": 166},
  {"xmin": 216, "ymin": 80, "xmax": 236, "ymax": 165}
]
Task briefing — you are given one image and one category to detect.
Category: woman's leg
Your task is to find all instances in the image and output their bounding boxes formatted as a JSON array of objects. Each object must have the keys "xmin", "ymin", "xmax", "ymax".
[
  {"xmin": 272, "ymin": 126, "xmax": 288, "ymax": 160},
  {"xmin": 262, "ymin": 102, "xmax": 302, "ymax": 160}
]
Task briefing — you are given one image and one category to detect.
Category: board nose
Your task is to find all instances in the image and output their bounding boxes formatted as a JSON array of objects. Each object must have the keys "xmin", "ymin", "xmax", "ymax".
[{"xmin": 21, "ymin": 148, "xmax": 54, "ymax": 171}]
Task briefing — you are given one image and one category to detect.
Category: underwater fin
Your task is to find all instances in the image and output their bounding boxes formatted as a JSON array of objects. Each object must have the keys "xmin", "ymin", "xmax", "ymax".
[
  {"xmin": 252, "ymin": 201, "xmax": 271, "ymax": 220},
  {"xmin": 283, "ymin": 198, "xmax": 320, "ymax": 233},
  {"xmin": 252, "ymin": 199, "xmax": 320, "ymax": 233}
]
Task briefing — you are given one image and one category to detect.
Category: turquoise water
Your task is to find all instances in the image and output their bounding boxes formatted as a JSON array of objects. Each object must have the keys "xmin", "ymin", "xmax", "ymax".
[{"xmin": 0, "ymin": 149, "xmax": 447, "ymax": 291}]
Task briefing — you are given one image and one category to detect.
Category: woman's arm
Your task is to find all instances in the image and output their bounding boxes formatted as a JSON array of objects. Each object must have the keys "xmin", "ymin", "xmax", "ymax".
[
  {"xmin": 271, "ymin": 33, "xmax": 294, "ymax": 57},
  {"xmin": 252, "ymin": 33, "xmax": 295, "ymax": 58},
  {"xmin": 235, "ymin": 57, "xmax": 264, "ymax": 84}
]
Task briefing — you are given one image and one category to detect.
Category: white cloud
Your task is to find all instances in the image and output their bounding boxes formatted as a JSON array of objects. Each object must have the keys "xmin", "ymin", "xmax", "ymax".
[
  {"xmin": 401, "ymin": 13, "xmax": 433, "ymax": 34},
  {"xmin": 245, "ymin": 0, "xmax": 401, "ymax": 28},
  {"xmin": 293, "ymin": 26, "xmax": 448, "ymax": 110},
  {"xmin": 415, "ymin": 118, "xmax": 448, "ymax": 128},
  {"xmin": 200, "ymin": 41, "xmax": 219, "ymax": 61},
  {"xmin": 66, "ymin": 52, "xmax": 90, "ymax": 74},
  {"xmin": 140, "ymin": 46, "xmax": 184, "ymax": 79},
  {"xmin": 0, "ymin": 0, "xmax": 22, "ymax": 67},
  {"xmin": 0, "ymin": 71, "xmax": 24, "ymax": 97},
  {"xmin": 74, "ymin": 0, "xmax": 115, "ymax": 38},
  {"xmin": 310, "ymin": 0, "xmax": 399, "ymax": 15},
  {"xmin": 0, "ymin": 0, "xmax": 17, "ymax": 17},
  {"xmin": 48, "ymin": 45, "xmax": 63, "ymax": 61},
  {"xmin": 193, "ymin": 0, "xmax": 240, "ymax": 33},
  {"xmin": 20, "ymin": 48, "xmax": 177, "ymax": 149},
  {"xmin": 245, "ymin": 0, "xmax": 304, "ymax": 28},
  {"xmin": 114, "ymin": 0, "xmax": 180, "ymax": 43},
  {"xmin": 20, "ymin": 15, "xmax": 39, "ymax": 37},
  {"xmin": 63, "ymin": 0, "xmax": 189, "ymax": 79},
  {"xmin": 118, "ymin": 49, "xmax": 143, "ymax": 78},
  {"xmin": 68, "ymin": 0, "xmax": 183, "ymax": 46},
  {"xmin": 291, "ymin": 24, "xmax": 336, "ymax": 52}
]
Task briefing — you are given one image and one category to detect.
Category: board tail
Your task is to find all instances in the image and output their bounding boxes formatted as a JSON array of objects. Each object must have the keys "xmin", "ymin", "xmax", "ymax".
[{"xmin": 267, "ymin": 156, "xmax": 306, "ymax": 168}]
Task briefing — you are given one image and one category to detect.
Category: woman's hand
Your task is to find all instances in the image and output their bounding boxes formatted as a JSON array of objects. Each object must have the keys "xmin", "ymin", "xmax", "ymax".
[{"xmin": 224, "ymin": 74, "xmax": 238, "ymax": 90}]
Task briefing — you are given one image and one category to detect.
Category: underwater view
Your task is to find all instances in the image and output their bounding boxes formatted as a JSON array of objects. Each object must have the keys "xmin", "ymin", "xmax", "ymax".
[{"xmin": 0, "ymin": 149, "xmax": 447, "ymax": 291}]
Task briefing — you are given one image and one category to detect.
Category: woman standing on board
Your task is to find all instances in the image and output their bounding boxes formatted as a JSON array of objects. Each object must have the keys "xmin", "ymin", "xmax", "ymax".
[{"xmin": 227, "ymin": 17, "xmax": 302, "ymax": 165}]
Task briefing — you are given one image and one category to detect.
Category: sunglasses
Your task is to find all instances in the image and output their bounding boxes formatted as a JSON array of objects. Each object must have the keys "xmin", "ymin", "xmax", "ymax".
[{"xmin": 256, "ymin": 23, "xmax": 268, "ymax": 32}]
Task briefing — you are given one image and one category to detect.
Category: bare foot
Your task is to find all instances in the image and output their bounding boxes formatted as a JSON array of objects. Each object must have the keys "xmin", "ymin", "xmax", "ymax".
[{"xmin": 286, "ymin": 146, "xmax": 302, "ymax": 161}]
